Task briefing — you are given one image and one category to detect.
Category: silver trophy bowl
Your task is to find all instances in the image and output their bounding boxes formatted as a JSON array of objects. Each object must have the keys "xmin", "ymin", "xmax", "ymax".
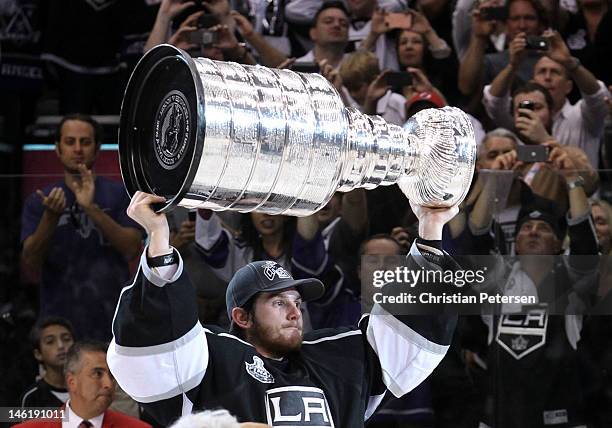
[{"xmin": 119, "ymin": 44, "xmax": 476, "ymax": 215}]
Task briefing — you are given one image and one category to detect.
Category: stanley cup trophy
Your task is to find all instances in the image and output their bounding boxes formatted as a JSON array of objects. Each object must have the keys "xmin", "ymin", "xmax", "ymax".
[{"xmin": 119, "ymin": 45, "xmax": 476, "ymax": 215}]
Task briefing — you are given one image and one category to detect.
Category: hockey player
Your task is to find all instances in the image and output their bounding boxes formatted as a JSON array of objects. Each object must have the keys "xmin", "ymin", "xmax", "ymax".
[{"xmin": 107, "ymin": 191, "xmax": 460, "ymax": 427}]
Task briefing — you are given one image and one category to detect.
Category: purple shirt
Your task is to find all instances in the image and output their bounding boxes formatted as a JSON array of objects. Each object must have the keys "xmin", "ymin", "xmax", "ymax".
[{"xmin": 21, "ymin": 177, "xmax": 141, "ymax": 341}]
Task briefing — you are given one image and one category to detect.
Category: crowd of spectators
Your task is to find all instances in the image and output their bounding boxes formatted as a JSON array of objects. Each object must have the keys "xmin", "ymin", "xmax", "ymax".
[{"xmin": 2, "ymin": 0, "xmax": 612, "ymax": 427}]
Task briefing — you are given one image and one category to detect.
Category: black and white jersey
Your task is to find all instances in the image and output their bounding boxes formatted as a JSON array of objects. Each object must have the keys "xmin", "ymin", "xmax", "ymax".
[
  {"xmin": 107, "ymin": 242, "xmax": 457, "ymax": 427},
  {"xmin": 20, "ymin": 379, "xmax": 68, "ymax": 408}
]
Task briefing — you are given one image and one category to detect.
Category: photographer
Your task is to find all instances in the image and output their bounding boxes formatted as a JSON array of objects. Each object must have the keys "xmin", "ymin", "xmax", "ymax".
[
  {"xmin": 339, "ymin": 51, "xmax": 407, "ymax": 125},
  {"xmin": 483, "ymin": 30, "xmax": 610, "ymax": 168},
  {"xmin": 145, "ymin": 2, "xmax": 257, "ymax": 64},
  {"xmin": 458, "ymin": 0, "xmax": 547, "ymax": 96},
  {"xmin": 286, "ymin": 0, "xmax": 407, "ymax": 69},
  {"xmin": 360, "ymin": 8, "xmax": 451, "ymax": 69}
]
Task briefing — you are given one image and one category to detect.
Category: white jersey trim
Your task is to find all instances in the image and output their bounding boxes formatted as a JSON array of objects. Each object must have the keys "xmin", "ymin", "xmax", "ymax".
[
  {"xmin": 107, "ymin": 324, "xmax": 208, "ymax": 403},
  {"xmin": 302, "ymin": 330, "xmax": 362, "ymax": 345},
  {"xmin": 367, "ymin": 305, "xmax": 449, "ymax": 398}
]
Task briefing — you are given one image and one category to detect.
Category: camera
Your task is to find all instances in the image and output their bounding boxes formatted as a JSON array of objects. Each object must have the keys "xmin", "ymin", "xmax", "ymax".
[
  {"xmin": 518, "ymin": 100, "xmax": 535, "ymax": 117},
  {"xmin": 197, "ymin": 13, "xmax": 220, "ymax": 29},
  {"xmin": 189, "ymin": 29, "xmax": 218, "ymax": 46},
  {"xmin": 516, "ymin": 145, "xmax": 549, "ymax": 163},
  {"xmin": 525, "ymin": 35, "xmax": 549, "ymax": 51},
  {"xmin": 384, "ymin": 71, "xmax": 412, "ymax": 88},
  {"xmin": 480, "ymin": 6, "xmax": 508, "ymax": 21}
]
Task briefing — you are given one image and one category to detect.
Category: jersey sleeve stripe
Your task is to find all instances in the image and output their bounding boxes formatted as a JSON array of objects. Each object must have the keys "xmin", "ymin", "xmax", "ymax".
[
  {"xmin": 366, "ymin": 304, "xmax": 449, "ymax": 398},
  {"xmin": 107, "ymin": 323, "xmax": 208, "ymax": 403}
]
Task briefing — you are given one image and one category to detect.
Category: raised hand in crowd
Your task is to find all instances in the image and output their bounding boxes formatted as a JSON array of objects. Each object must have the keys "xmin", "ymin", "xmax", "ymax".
[
  {"xmin": 471, "ymin": 0, "xmax": 498, "ymax": 40},
  {"xmin": 408, "ymin": 9, "xmax": 450, "ymax": 58},
  {"xmin": 457, "ymin": 0, "xmax": 499, "ymax": 95},
  {"xmin": 170, "ymin": 218, "xmax": 196, "ymax": 249},
  {"xmin": 66, "ymin": 164, "xmax": 95, "ymax": 211},
  {"xmin": 145, "ymin": 0, "xmax": 198, "ymax": 52},
  {"xmin": 319, "ymin": 58, "xmax": 343, "ymax": 92},
  {"xmin": 167, "ymin": 10, "xmax": 204, "ymax": 51},
  {"xmin": 203, "ymin": 0, "xmax": 232, "ymax": 23},
  {"xmin": 231, "ymin": 10, "xmax": 254, "ymax": 39},
  {"xmin": 277, "ymin": 57, "xmax": 296, "ymax": 69},
  {"xmin": 547, "ymin": 143, "xmax": 579, "ymax": 179},
  {"xmin": 362, "ymin": 71, "xmax": 391, "ymax": 115},
  {"xmin": 371, "ymin": 7, "xmax": 389, "ymax": 34},
  {"xmin": 230, "ymin": 10, "xmax": 288, "ymax": 67},
  {"xmin": 542, "ymin": 30, "xmax": 574, "ymax": 70},
  {"xmin": 409, "ymin": 9, "xmax": 432, "ymax": 35},
  {"xmin": 508, "ymin": 31, "xmax": 527, "ymax": 67},
  {"xmin": 360, "ymin": 7, "xmax": 391, "ymax": 51},
  {"xmin": 209, "ymin": 24, "xmax": 254, "ymax": 64},
  {"xmin": 547, "ymin": 142, "xmax": 591, "ymax": 219},
  {"xmin": 159, "ymin": 0, "xmax": 195, "ymax": 23},
  {"xmin": 490, "ymin": 149, "xmax": 522, "ymax": 171},
  {"xmin": 36, "ymin": 187, "xmax": 66, "ymax": 216},
  {"xmin": 168, "ymin": 25, "xmax": 198, "ymax": 50},
  {"xmin": 515, "ymin": 108, "xmax": 552, "ymax": 145},
  {"xmin": 390, "ymin": 226, "xmax": 412, "ymax": 253},
  {"xmin": 407, "ymin": 67, "xmax": 434, "ymax": 93}
]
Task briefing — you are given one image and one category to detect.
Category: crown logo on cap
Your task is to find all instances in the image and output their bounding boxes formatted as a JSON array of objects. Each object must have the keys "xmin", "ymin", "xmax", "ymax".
[{"xmin": 262, "ymin": 261, "xmax": 291, "ymax": 281}]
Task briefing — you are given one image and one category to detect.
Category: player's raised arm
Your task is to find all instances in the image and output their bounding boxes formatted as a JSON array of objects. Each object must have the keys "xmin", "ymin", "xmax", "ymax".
[
  {"xmin": 107, "ymin": 192, "xmax": 208, "ymax": 426},
  {"xmin": 362, "ymin": 200, "xmax": 459, "ymax": 412}
]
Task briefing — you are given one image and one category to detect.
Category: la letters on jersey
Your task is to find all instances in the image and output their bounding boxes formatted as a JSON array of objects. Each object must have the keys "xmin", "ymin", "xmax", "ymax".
[
  {"xmin": 496, "ymin": 307, "xmax": 548, "ymax": 360},
  {"xmin": 264, "ymin": 386, "xmax": 335, "ymax": 427}
]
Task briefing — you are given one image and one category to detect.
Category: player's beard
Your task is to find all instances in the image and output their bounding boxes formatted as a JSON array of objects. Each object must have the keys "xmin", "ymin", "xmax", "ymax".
[{"xmin": 249, "ymin": 317, "xmax": 303, "ymax": 357}]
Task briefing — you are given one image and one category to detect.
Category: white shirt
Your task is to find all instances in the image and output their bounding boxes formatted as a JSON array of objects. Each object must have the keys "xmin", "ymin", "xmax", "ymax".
[
  {"xmin": 343, "ymin": 89, "xmax": 407, "ymax": 126},
  {"xmin": 295, "ymin": 50, "xmax": 350, "ymax": 66},
  {"xmin": 63, "ymin": 400, "xmax": 104, "ymax": 428},
  {"xmin": 482, "ymin": 81, "xmax": 611, "ymax": 167}
]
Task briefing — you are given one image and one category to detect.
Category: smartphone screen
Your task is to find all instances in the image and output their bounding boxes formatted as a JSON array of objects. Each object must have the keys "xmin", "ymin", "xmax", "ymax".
[
  {"xmin": 384, "ymin": 71, "xmax": 412, "ymax": 88},
  {"xmin": 384, "ymin": 13, "xmax": 412, "ymax": 30},
  {"xmin": 188, "ymin": 29, "xmax": 217, "ymax": 46},
  {"xmin": 516, "ymin": 145, "xmax": 548, "ymax": 163},
  {"xmin": 525, "ymin": 35, "xmax": 550, "ymax": 51}
]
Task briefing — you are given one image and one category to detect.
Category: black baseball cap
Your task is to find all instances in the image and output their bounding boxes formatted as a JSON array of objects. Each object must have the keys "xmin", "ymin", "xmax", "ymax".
[
  {"xmin": 515, "ymin": 196, "xmax": 567, "ymax": 241},
  {"xmin": 226, "ymin": 261, "xmax": 325, "ymax": 320}
]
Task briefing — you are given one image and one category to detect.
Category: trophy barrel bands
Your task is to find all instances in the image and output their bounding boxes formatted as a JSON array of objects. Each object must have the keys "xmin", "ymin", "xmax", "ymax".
[{"xmin": 119, "ymin": 45, "xmax": 476, "ymax": 214}]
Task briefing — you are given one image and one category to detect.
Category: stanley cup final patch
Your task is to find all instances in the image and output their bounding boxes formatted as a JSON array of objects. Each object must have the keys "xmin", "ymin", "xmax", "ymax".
[
  {"xmin": 495, "ymin": 307, "xmax": 548, "ymax": 360},
  {"xmin": 264, "ymin": 386, "xmax": 335, "ymax": 427},
  {"xmin": 246, "ymin": 356, "xmax": 275, "ymax": 384},
  {"xmin": 154, "ymin": 90, "xmax": 191, "ymax": 170}
]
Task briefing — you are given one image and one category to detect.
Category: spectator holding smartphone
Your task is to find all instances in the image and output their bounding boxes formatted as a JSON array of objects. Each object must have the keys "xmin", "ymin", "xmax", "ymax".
[
  {"xmin": 484, "ymin": 30, "xmax": 610, "ymax": 167},
  {"xmin": 452, "ymin": 0, "xmax": 507, "ymax": 61},
  {"xmin": 458, "ymin": 0, "xmax": 547, "ymax": 96},
  {"xmin": 339, "ymin": 51, "xmax": 407, "ymax": 125},
  {"xmin": 286, "ymin": 0, "xmax": 407, "ymax": 70},
  {"xmin": 145, "ymin": 0, "xmax": 267, "ymax": 65}
]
